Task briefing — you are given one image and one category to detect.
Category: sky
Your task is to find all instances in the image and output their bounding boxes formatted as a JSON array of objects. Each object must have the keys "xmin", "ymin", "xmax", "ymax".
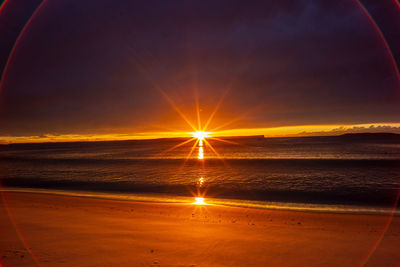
[{"xmin": 0, "ymin": 0, "xmax": 399, "ymax": 142}]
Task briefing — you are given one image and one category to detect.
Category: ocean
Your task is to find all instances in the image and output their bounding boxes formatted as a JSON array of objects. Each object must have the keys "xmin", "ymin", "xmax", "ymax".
[{"xmin": 1, "ymin": 134, "xmax": 399, "ymax": 214}]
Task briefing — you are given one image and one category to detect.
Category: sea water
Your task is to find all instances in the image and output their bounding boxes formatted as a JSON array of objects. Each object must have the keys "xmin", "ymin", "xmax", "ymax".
[{"xmin": 1, "ymin": 134, "xmax": 399, "ymax": 214}]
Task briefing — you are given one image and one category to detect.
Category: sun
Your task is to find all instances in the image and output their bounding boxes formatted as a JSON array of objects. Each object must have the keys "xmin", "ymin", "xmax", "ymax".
[{"xmin": 192, "ymin": 131, "xmax": 209, "ymax": 141}]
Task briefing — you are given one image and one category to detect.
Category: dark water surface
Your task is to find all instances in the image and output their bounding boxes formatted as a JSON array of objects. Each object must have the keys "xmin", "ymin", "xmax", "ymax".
[{"xmin": 1, "ymin": 134, "xmax": 399, "ymax": 212}]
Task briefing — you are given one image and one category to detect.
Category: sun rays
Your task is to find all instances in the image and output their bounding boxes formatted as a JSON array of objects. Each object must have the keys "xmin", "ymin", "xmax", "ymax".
[{"xmin": 158, "ymin": 88, "xmax": 239, "ymax": 165}]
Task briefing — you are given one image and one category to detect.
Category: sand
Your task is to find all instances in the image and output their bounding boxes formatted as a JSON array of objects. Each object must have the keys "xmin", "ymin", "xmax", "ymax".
[{"xmin": 0, "ymin": 191, "xmax": 399, "ymax": 267}]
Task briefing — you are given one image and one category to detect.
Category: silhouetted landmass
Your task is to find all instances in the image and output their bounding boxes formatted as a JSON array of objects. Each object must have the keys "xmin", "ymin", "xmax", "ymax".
[
  {"xmin": 3, "ymin": 133, "xmax": 400, "ymax": 147},
  {"xmin": 0, "ymin": 135, "xmax": 266, "ymax": 147},
  {"xmin": 215, "ymin": 135, "xmax": 265, "ymax": 140},
  {"xmin": 339, "ymin": 132, "xmax": 400, "ymax": 140}
]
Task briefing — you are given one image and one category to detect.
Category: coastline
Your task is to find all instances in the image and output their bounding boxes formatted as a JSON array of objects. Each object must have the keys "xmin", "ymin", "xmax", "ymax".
[
  {"xmin": 1, "ymin": 187, "xmax": 399, "ymax": 216},
  {"xmin": 1, "ymin": 190, "xmax": 399, "ymax": 266}
]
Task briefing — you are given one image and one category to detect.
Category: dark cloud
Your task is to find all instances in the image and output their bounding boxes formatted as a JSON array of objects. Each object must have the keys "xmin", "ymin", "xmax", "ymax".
[
  {"xmin": 296, "ymin": 125, "xmax": 400, "ymax": 137},
  {"xmin": 0, "ymin": 0, "xmax": 399, "ymax": 136}
]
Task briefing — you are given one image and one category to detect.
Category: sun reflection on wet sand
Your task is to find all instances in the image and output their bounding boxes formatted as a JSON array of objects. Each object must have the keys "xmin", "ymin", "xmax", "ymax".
[
  {"xmin": 191, "ymin": 176, "xmax": 207, "ymax": 205},
  {"xmin": 193, "ymin": 197, "xmax": 206, "ymax": 205}
]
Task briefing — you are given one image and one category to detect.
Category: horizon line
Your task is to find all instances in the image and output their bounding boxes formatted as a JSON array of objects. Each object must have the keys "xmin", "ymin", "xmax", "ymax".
[{"xmin": 1, "ymin": 122, "xmax": 400, "ymax": 144}]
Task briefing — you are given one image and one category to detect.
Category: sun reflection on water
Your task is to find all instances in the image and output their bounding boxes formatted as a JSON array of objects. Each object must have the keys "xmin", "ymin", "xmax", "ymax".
[{"xmin": 198, "ymin": 146, "xmax": 204, "ymax": 159}]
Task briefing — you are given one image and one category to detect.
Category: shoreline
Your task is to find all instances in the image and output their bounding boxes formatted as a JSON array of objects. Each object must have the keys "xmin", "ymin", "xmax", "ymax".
[
  {"xmin": 1, "ymin": 191, "xmax": 399, "ymax": 266},
  {"xmin": 1, "ymin": 187, "xmax": 399, "ymax": 216}
]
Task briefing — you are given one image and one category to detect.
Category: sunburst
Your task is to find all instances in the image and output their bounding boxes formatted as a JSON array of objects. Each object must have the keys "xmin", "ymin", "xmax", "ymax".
[{"xmin": 158, "ymin": 90, "xmax": 238, "ymax": 164}]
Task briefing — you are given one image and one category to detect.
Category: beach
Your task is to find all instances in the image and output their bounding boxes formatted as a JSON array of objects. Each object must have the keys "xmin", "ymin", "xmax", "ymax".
[{"xmin": 1, "ymin": 191, "xmax": 399, "ymax": 267}]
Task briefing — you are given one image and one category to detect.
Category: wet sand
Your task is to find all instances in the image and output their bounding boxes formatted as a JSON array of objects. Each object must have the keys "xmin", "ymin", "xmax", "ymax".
[{"xmin": 0, "ymin": 191, "xmax": 399, "ymax": 267}]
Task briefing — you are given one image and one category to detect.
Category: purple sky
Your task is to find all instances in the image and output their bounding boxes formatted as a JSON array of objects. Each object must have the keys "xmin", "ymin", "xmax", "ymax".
[{"xmin": 0, "ymin": 0, "xmax": 399, "ymax": 138}]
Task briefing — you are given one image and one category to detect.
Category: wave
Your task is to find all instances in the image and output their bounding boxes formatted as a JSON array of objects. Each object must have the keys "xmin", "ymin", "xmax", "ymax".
[{"xmin": 1, "ymin": 176, "xmax": 399, "ymax": 208}]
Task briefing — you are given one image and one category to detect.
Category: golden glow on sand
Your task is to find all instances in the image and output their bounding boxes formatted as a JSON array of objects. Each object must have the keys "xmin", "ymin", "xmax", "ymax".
[{"xmin": 194, "ymin": 197, "xmax": 206, "ymax": 205}]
